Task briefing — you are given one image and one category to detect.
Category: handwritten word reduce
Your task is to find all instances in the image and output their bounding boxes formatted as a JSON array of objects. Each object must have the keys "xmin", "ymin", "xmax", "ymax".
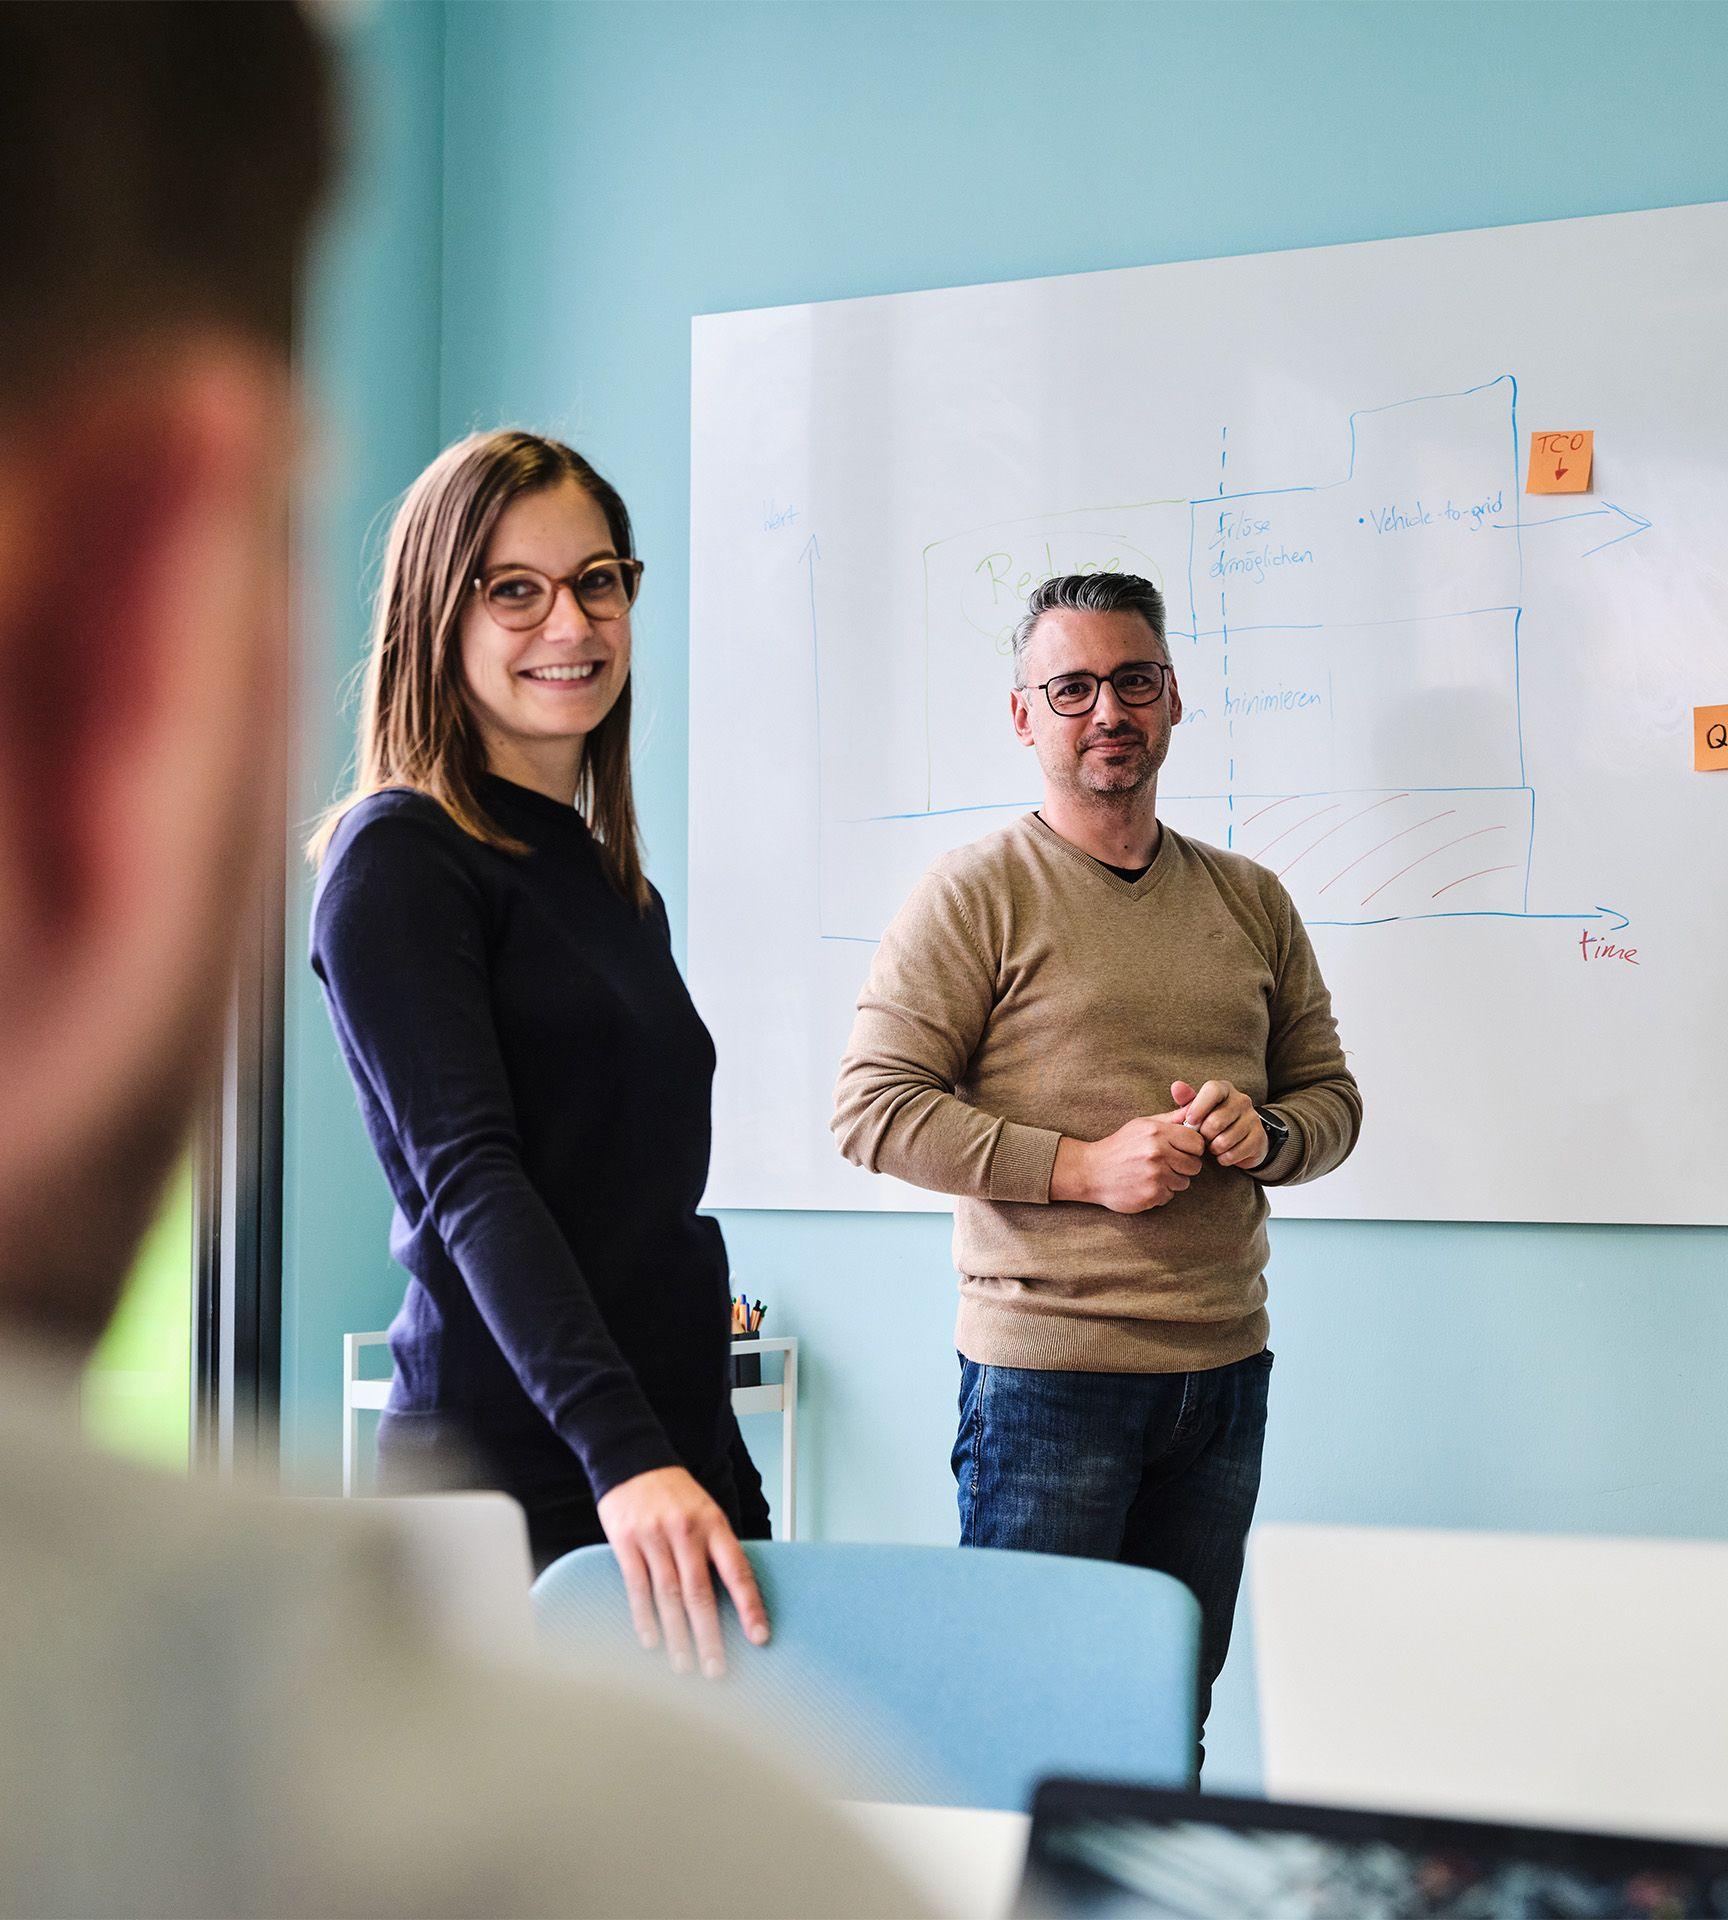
[{"xmin": 975, "ymin": 545, "xmax": 1125, "ymax": 606}]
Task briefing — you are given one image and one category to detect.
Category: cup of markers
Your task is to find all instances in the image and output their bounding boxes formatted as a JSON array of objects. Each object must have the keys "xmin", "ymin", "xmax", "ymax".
[{"xmin": 730, "ymin": 1294, "xmax": 766, "ymax": 1388}]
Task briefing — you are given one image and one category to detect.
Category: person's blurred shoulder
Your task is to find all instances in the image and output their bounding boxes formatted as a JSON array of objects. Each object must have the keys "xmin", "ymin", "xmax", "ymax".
[{"xmin": 0, "ymin": 1344, "xmax": 925, "ymax": 1919}]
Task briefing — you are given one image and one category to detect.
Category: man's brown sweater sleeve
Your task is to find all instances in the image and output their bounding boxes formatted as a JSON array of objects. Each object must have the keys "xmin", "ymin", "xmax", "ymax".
[
  {"xmin": 1251, "ymin": 885, "xmax": 1363, "ymax": 1187},
  {"xmin": 831, "ymin": 870, "xmax": 1062, "ymax": 1204}
]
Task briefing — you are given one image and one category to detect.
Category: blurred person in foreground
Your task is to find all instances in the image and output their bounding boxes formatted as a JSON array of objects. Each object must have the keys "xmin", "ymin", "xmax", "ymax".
[{"xmin": 0, "ymin": 6, "xmax": 916, "ymax": 1916}]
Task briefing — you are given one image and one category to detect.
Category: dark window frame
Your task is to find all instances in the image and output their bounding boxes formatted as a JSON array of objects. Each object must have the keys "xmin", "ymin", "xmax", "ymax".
[{"xmin": 193, "ymin": 728, "xmax": 287, "ymax": 1478}]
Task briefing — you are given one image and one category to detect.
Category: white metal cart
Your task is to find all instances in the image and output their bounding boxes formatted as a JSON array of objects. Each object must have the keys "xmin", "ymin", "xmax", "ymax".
[{"xmin": 342, "ymin": 1330, "xmax": 800, "ymax": 1538}]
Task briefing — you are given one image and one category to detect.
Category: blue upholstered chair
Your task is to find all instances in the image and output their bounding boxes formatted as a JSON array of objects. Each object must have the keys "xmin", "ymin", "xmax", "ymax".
[{"xmin": 532, "ymin": 1541, "xmax": 1199, "ymax": 1811}]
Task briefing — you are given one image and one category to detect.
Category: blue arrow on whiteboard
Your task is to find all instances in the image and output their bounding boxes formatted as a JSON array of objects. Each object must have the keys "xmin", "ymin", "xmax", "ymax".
[
  {"xmin": 1494, "ymin": 501, "xmax": 1652, "ymax": 556},
  {"xmin": 1580, "ymin": 504, "xmax": 1652, "ymax": 556}
]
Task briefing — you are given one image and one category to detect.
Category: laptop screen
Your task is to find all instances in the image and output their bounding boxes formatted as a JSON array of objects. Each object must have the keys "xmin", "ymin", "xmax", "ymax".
[{"xmin": 1016, "ymin": 1781, "xmax": 1728, "ymax": 1919}]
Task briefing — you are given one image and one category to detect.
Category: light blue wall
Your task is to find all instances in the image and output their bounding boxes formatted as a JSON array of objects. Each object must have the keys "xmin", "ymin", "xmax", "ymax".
[
  {"xmin": 284, "ymin": 0, "xmax": 447, "ymax": 1479},
  {"xmin": 289, "ymin": 1, "xmax": 1728, "ymax": 1789}
]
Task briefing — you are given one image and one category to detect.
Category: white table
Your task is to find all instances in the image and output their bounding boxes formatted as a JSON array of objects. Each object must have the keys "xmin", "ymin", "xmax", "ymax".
[{"xmin": 840, "ymin": 1802, "xmax": 1030, "ymax": 1920}]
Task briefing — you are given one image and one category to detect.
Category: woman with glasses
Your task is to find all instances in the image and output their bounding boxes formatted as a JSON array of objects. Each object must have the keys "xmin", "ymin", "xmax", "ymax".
[{"xmin": 310, "ymin": 430, "xmax": 769, "ymax": 1674}]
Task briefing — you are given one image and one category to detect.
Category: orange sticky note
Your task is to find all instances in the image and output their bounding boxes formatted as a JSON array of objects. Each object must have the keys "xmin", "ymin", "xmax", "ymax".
[
  {"xmin": 1526, "ymin": 430, "xmax": 1594, "ymax": 494},
  {"xmin": 1696, "ymin": 704, "xmax": 1728, "ymax": 771}
]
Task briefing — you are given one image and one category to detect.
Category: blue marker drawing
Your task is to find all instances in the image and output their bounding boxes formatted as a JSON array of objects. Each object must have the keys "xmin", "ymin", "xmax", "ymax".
[{"xmin": 813, "ymin": 376, "xmax": 1647, "ymax": 945}]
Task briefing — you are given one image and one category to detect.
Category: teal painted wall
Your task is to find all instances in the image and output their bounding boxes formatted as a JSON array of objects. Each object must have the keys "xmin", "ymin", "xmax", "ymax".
[
  {"xmin": 288, "ymin": 2, "xmax": 1728, "ymax": 1789},
  {"xmin": 284, "ymin": 1, "xmax": 447, "ymax": 1480}
]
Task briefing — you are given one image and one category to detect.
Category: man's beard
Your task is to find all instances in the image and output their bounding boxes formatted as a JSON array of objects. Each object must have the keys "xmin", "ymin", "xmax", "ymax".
[{"xmin": 1074, "ymin": 728, "xmax": 1164, "ymax": 797}]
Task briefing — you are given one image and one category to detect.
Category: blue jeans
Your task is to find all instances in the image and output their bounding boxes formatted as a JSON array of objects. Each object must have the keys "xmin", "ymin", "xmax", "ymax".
[{"xmin": 952, "ymin": 1349, "xmax": 1272, "ymax": 1761}]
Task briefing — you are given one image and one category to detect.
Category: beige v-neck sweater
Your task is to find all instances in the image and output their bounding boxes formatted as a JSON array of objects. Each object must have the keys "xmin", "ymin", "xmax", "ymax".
[{"xmin": 833, "ymin": 812, "xmax": 1362, "ymax": 1373}]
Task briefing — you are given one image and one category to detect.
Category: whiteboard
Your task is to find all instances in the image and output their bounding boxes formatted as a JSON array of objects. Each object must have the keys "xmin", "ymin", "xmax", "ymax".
[{"xmin": 689, "ymin": 203, "xmax": 1728, "ymax": 1224}]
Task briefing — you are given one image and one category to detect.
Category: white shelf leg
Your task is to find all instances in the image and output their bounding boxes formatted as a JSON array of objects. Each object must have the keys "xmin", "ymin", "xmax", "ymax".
[
  {"xmin": 342, "ymin": 1334, "xmax": 357, "ymax": 1498},
  {"xmin": 781, "ymin": 1342, "xmax": 797, "ymax": 1541}
]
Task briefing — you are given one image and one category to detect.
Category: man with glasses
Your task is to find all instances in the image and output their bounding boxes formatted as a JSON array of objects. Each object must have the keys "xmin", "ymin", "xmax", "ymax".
[{"xmin": 834, "ymin": 571, "xmax": 1361, "ymax": 1756}]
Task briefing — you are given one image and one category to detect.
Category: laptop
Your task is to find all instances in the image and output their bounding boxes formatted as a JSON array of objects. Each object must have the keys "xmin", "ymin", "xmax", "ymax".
[
  {"xmin": 1250, "ymin": 1524, "xmax": 1728, "ymax": 1842},
  {"xmin": 314, "ymin": 1492, "xmax": 538, "ymax": 1663},
  {"xmin": 1015, "ymin": 1780, "xmax": 1728, "ymax": 1918}
]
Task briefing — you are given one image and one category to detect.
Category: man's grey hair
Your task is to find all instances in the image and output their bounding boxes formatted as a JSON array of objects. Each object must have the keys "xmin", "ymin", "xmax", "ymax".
[{"xmin": 1010, "ymin": 572, "xmax": 1169, "ymax": 684}]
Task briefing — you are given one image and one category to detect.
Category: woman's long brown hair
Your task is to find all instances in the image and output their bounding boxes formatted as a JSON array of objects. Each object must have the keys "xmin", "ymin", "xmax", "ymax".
[{"xmin": 308, "ymin": 430, "xmax": 650, "ymax": 912}]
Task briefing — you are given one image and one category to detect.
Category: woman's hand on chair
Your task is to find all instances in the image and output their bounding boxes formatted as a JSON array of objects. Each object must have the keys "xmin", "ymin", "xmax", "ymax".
[{"xmin": 595, "ymin": 1465, "xmax": 771, "ymax": 1678}]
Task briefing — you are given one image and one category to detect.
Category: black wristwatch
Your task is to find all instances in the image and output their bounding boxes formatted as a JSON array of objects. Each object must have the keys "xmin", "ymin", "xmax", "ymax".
[{"xmin": 1257, "ymin": 1109, "xmax": 1291, "ymax": 1168}]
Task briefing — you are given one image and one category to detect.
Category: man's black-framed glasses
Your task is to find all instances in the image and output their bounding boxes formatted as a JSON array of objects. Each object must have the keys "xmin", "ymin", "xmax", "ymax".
[
  {"xmin": 1029, "ymin": 661, "xmax": 1170, "ymax": 717},
  {"xmin": 473, "ymin": 557, "xmax": 645, "ymax": 630}
]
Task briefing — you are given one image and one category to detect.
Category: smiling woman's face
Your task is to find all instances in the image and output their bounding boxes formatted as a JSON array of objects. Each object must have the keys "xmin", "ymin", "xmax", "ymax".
[{"xmin": 458, "ymin": 477, "xmax": 632, "ymax": 790}]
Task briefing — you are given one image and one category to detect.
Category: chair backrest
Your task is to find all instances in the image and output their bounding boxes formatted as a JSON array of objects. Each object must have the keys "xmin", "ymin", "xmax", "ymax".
[
  {"xmin": 1253, "ymin": 1523, "xmax": 1728, "ymax": 1840},
  {"xmin": 533, "ymin": 1541, "xmax": 1199, "ymax": 1811}
]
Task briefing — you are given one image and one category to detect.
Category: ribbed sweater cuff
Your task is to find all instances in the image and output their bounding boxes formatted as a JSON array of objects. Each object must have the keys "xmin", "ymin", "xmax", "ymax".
[{"xmin": 987, "ymin": 1121, "xmax": 1062, "ymax": 1204}]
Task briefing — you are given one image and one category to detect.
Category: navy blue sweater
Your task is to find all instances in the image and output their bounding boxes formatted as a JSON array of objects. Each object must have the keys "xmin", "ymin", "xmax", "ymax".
[{"xmin": 310, "ymin": 776, "xmax": 731, "ymax": 1502}]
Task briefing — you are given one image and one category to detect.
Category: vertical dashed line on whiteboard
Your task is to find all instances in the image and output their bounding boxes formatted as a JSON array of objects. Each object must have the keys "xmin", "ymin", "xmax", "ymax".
[{"xmin": 1219, "ymin": 426, "xmax": 1234, "ymax": 847}]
